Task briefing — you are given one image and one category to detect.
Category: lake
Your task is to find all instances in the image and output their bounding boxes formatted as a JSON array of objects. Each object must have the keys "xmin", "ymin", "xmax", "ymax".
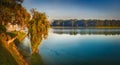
[{"xmin": 21, "ymin": 28, "xmax": 120, "ymax": 65}]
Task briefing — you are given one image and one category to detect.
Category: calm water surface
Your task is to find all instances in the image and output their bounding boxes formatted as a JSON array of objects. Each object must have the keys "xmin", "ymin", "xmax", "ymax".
[{"xmin": 21, "ymin": 28, "xmax": 120, "ymax": 65}]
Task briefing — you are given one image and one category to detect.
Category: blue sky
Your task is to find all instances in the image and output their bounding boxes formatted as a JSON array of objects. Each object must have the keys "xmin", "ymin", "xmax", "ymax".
[{"xmin": 23, "ymin": 0, "xmax": 120, "ymax": 20}]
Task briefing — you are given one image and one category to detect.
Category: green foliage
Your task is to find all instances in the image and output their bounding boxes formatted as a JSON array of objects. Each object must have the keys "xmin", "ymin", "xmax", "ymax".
[
  {"xmin": 0, "ymin": 0, "xmax": 50, "ymax": 64},
  {"xmin": 0, "ymin": 25, "xmax": 6, "ymax": 33},
  {"xmin": 28, "ymin": 9, "xmax": 50, "ymax": 53},
  {"xmin": 52, "ymin": 19, "xmax": 120, "ymax": 28},
  {"xmin": 0, "ymin": 0, "xmax": 30, "ymax": 26},
  {"xmin": 0, "ymin": 43, "xmax": 17, "ymax": 65}
]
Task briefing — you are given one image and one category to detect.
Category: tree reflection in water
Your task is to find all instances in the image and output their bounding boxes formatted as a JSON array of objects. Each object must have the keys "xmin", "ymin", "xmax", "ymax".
[{"xmin": 52, "ymin": 28, "xmax": 120, "ymax": 35}]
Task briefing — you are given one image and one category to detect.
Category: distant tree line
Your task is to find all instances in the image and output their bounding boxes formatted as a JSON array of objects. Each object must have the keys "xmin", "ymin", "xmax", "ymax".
[{"xmin": 51, "ymin": 19, "xmax": 120, "ymax": 27}]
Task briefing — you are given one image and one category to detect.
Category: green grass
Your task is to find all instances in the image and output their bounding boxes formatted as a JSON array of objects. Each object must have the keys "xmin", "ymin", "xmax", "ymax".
[
  {"xmin": 7, "ymin": 31, "xmax": 26, "ymax": 39},
  {"xmin": 0, "ymin": 42, "xmax": 17, "ymax": 65}
]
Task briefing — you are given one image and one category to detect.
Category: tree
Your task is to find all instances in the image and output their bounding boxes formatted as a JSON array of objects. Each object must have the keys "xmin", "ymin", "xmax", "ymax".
[
  {"xmin": 28, "ymin": 9, "xmax": 50, "ymax": 53},
  {"xmin": 0, "ymin": 0, "xmax": 30, "ymax": 27}
]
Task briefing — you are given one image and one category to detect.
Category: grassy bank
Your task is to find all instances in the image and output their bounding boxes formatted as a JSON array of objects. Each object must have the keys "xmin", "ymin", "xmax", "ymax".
[
  {"xmin": 0, "ymin": 42, "xmax": 18, "ymax": 65},
  {"xmin": 0, "ymin": 31, "xmax": 28, "ymax": 65}
]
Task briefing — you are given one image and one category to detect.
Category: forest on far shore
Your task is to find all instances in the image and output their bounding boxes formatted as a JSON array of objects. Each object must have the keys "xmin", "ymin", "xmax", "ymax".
[{"xmin": 51, "ymin": 19, "xmax": 120, "ymax": 28}]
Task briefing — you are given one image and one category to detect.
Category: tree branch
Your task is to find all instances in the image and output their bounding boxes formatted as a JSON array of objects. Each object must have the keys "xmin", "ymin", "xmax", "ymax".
[{"xmin": 7, "ymin": 35, "xmax": 17, "ymax": 44}]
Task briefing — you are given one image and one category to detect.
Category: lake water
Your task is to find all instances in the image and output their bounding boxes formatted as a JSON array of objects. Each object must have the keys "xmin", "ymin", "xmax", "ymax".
[{"xmin": 21, "ymin": 28, "xmax": 120, "ymax": 65}]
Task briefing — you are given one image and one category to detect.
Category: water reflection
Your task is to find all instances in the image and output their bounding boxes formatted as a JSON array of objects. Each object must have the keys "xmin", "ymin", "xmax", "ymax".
[
  {"xmin": 39, "ymin": 28, "xmax": 120, "ymax": 65},
  {"xmin": 19, "ymin": 33, "xmax": 48, "ymax": 65},
  {"xmin": 20, "ymin": 28, "xmax": 120, "ymax": 65},
  {"xmin": 19, "ymin": 27, "xmax": 49, "ymax": 65},
  {"xmin": 0, "ymin": 27, "xmax": 49, "ymax": 65},
  {"xmin": 52, "ymin": 28, "xmax": 120, "ymax": 35}
]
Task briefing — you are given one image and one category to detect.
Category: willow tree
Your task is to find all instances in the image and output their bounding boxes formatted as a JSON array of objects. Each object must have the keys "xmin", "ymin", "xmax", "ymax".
[{"xmin": 28, "ymin": 9, "xmax": 50, "ymax": 53}]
